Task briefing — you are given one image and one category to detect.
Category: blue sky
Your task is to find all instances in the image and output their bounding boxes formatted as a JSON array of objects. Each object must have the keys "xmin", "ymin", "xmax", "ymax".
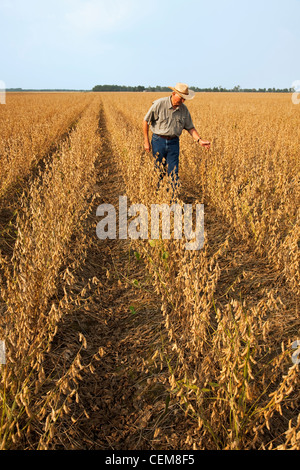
[{"xmin": 0, "ymin": 0, "xmax": 299, "ymax": 90}]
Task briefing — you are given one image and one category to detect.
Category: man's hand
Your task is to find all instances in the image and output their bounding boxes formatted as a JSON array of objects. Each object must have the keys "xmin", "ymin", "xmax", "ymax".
[
  {"xmin": 199, "ymin": 139, "xmax": 210, "ymax": 150},
  {"xmin": 143, "ymin": 120, "xmax": 151, "ymax": 152},
  {"xmin": 188, "ymin": 128, "xmax": 210, "ymax": 150}
]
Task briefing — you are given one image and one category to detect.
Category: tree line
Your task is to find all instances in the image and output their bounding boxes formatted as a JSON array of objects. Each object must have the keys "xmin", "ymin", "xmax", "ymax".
[
  {"xmin": 6, "ymin": 85, "xmax": 294, "ymax": 93},
  {"xmin": 92, "ymin": 84, "xmax": 294, "ymax": 93}
]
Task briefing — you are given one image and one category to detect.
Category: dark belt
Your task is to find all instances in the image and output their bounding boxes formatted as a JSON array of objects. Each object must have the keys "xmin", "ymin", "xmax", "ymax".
[{"xmin": 155, "ymin": 134, "xmax": 177, "ymax": 140}]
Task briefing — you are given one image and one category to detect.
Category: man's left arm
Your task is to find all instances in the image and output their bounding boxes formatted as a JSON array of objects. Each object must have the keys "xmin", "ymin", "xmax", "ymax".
[
  {"xmin": 187, "ymin": 127, "xmax": 211, "ymax": 149},
  {"xmin": 184, "ymin": 109, "xmax": 210, "ymax": 149}
]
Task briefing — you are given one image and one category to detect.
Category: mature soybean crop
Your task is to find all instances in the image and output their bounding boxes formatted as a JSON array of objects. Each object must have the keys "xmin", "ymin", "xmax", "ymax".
[{"xmin": 0, "ymin": 91, "xmax": 299, "ymax": 450}]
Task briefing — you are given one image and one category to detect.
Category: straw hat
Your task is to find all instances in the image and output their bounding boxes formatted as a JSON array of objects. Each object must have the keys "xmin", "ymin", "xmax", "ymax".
[{"xmin": 169, "ymin": 83, "xmax": 195, "ymax": 100}]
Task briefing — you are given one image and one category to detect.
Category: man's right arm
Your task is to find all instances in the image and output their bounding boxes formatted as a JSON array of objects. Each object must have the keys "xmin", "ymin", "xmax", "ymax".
[
  {"xmin": 143, "ymin": 100, "xmax": 159, "ymax": 152},
  {"xmin": 143, "ymin": 120, "xmax": 151, "ymax": 152}
]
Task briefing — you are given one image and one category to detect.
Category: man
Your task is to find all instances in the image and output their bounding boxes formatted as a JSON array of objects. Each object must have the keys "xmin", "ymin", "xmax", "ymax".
[{"xmin": 143, "ymin": 83, "xmax": 210, "ymax": 192}]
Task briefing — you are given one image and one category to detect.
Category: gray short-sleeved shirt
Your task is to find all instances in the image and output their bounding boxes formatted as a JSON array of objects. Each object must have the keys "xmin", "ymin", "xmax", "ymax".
[{"xmin": 144, "ymin": 96, "xmax": 194, "ymax": 137}]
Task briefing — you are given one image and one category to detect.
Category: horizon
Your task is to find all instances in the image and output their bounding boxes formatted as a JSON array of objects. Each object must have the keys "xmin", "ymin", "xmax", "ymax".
[{"xmin": 4, "ymin": 84, "xmax": 296, "ymax": 92}]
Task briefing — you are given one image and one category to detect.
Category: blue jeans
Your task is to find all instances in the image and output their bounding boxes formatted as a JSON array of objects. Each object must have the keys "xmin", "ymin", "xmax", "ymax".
[{"xmin": 151, "ymin": 134, "xmax": 180, "ymax": 192}]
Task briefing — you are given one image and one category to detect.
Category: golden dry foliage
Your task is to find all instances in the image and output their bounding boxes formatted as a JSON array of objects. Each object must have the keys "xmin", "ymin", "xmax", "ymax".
[
  {"xmin": 0, "ymin": 91, "xmax": 299, "ymax": 450},
  {"xmin": 101, "ymin": 92, "xmax": 299, "ymax": 450},
  {"xmin": 0, "ymin": 92, "xmax": 92, "ymax": 198},
  {"xmin": 0, "ymin": 94, "xmax": 103, "ymax": 449}
]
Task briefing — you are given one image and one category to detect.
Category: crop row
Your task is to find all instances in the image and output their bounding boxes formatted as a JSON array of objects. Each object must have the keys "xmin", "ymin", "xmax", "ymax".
[{"xmin": 0, "ymin": 94, "xmax": 103, "ymax": 449}]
